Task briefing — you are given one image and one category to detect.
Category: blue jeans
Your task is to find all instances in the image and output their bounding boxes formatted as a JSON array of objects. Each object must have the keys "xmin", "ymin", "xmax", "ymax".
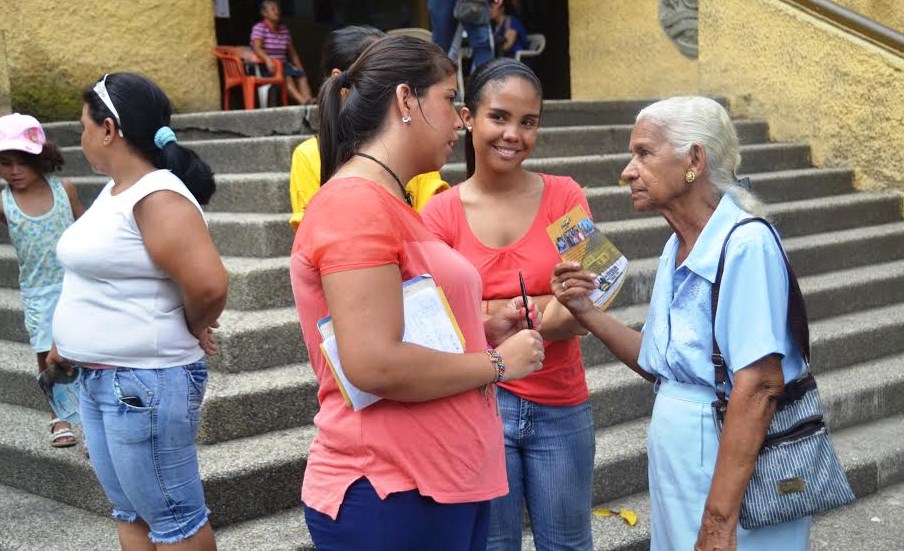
[
  {"xmin": 488, "ymin": 387, "xmax": 595, "ymax": 551},
  {"xmin": 304, "ymin": 477, "xmax": 490, "ymax": 551},
  {"xmin": 79, "ymin": 361, "xmax": 210, "ymax": 544},
  {"xmin": 428, "ymin": 0, "xmax": 494, "ymax": 70}
]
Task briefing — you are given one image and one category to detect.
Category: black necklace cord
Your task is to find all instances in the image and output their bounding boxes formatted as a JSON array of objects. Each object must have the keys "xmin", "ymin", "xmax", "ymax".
[{"xmin": 353, "ymin": 152, "xmax": 413, "ymax": 207}]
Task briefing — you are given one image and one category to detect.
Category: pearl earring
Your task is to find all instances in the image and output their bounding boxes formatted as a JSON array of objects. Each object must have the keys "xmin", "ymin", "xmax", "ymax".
[{"xmin": 402, "ymin": 114, "xmax": 412, "ymax": 124}]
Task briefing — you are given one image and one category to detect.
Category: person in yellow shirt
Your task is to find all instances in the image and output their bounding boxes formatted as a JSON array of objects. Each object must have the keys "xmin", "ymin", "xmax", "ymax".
[{"xmin": 289, "ymin": 26, "xmax": 450, "ymax": 230}]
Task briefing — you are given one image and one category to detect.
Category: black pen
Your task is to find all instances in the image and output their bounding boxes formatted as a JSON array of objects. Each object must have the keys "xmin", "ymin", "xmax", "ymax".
[{"xmin": 518, "ymin": 270, "xmax": 534, "ymax": 329}]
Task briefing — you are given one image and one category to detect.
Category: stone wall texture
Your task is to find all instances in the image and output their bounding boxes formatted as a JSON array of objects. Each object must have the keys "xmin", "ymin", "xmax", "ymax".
[
  {"xmin": 699, "ymin": 0, "xmax": 904, "ymax": 192},
  {"xmin": 0, "ymin": 0, "xmax": 220, "ymax": 120},
  {"xmin": 568, "ymin": 0, "xmax": 700, "ymax": 100}
]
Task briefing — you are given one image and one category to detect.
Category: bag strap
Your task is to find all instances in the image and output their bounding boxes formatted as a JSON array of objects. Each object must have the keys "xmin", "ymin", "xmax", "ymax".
[{"xmin": 710, "ymin": 217, "xmax": 810, "ymax": 404}]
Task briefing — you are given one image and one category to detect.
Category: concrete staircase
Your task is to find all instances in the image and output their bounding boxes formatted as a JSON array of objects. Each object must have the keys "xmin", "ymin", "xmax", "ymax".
[{"xmin": 1, "ymin": 100, "xmax": 903, "ymax": 550}]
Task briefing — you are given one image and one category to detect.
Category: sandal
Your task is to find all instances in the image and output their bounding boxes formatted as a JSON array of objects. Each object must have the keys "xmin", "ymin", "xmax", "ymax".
[{"xmin": 49, "ymin": 418, "xmax": 77, "ymax": 448}]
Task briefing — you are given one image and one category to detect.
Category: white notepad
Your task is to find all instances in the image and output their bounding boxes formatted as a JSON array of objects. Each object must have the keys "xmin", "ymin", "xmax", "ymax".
[{"xmin": 317, "ymin": 274, "xmax": 466, "ymax": 411}]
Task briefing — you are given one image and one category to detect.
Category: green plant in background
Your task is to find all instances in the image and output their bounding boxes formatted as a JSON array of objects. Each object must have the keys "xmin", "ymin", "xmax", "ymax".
[{"xmin": 11, "ymin": 72, "xmax": 83, "ymax": 121}]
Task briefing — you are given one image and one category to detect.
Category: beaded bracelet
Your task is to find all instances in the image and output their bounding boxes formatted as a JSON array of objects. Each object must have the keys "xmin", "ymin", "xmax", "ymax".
[{"xmin": 486, "ymin": 348, "xmax": 506, "ymax": 383}]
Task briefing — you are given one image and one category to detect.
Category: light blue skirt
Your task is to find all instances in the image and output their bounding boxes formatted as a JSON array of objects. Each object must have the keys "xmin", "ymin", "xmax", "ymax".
[
  {"xmin": 21, "ymin": 283, "xmax": 62, "ymax": 352},
  {"xmin": 647, "ymin": 378, "xmax": 811, "ymax": 551}
]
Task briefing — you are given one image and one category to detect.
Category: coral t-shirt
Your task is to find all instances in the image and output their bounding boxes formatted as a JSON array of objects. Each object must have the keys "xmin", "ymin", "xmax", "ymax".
[
  {"xmin": 422, "ymin": 174, "xmax": 591, "ymax": 406},
  {"xmin": 290, "ymin": 177, "xmax": 506, "ymax": 519}
]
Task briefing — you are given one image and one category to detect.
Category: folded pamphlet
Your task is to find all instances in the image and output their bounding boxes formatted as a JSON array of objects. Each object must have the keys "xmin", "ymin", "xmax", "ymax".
[{"xmin": 547, "ymin": 205, "xmax": 629, "ymax": 310}]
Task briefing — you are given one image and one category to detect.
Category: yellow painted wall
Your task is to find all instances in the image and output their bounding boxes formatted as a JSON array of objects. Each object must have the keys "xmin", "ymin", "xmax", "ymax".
[
  {"xmin": 835, "ymin": 0, "xmax": 904, "ymax": 32},
  {"xmin": 568, "ymin": 0, "xmax": 699, "ymax": 99},
  {"xmin": 0, "ymin": 0, "xmax": 220, "ymax": 121},
  {"xmin": 699, "ymin": 0, "xmax": 904, "ymax": 191},
  {"xmin": 0, "ymin": 32, "xmax": 10, "ymax": 115}
]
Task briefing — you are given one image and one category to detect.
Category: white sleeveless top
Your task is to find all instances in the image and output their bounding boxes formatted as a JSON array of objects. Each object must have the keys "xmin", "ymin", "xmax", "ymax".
[{"xmin": 53, "ymin": 170, "xmax": 206, "ymax": 368}]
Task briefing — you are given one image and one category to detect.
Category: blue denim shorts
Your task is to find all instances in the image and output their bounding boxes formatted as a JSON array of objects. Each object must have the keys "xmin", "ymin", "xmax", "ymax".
[{"xmin": 79, "ymin": 360, "xmax": 210, "ymax": 544}]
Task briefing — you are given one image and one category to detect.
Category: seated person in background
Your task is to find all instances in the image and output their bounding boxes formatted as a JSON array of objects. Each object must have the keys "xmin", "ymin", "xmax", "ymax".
[
  {"xmin": 490, "ymin": 0, "xmax": 529, "ymax": 58},
  {"xmin": 251, "ymin": 0, "xmax": 314, "ymax": 104},
  {"xmin": 288, "ymin": 26, "xmax": 450, "ymax": 230}
]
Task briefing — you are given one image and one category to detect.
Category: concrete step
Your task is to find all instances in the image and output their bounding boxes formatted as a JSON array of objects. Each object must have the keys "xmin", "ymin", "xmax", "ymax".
[
  {"xmin": 4, "ymin": 217, "xmax": 904, "ymax": 318},
  {"xmin": 42, "ymin": 99, "xmax": 717, "ymax": 148},
  {"xmin": 4, "ymin": 297, "xmax": 903, "ymax": 443},
  {"xmin": 61, "ymin": 164, "xmax": 848, "ymax": 227},
  {"xmin": 3, "ymin": 266, "xmax": 904, "ymax": 379},
  {"xmin": 53, "ymin": 218, "xmax": 903, "ymax": 312},
  {"xmin": 603, "ymin": 191, "xmax": 901, "ymax": 261},
  {"xmin": 586, "ymin": 350, "xmax": 904, "ymax": 434},
  {"xmin": 54, "ymin": 139, "xmax": 811, "ymax": 183},
  {"xmin": 579, "ymin": 298, "xmax": 904, "ymax": 370},
  {"xmin": 5, "ymin": 188, "xmax": 890, "ymax": 263},
  {"xmin": 54, "ymin": 119, "xmax": 771, "ymax": 179},
  {"xmin": 7, "ymin": 474, "xmax": 904, "ymax": 551},
  {"xmin": 442, "ymin": 142, "xmax": 814, "ymax": 188},
  {"xmin": 0, "ymin": 401, "xmax": 314, "ymax": 527},
  {"xmin": 0, "ymin": 340, "xmax": 317, "ymax": 445},
  {"xmin": 3, "ymin": 409, "xmax": 901, "ymax": 551},
  {"xmin": 61, "ymin": 172, "xmax": 293, "ymax": 215},
  {"xmin": 42, "ymin": 106, "xmax": 316, "ymax": 147},
  {"xmin": 3, "ymin": 166, "xmax": 879, "ymax": 261},
  {"xmin": 205, "ymin": 211, "xmax": 295, "ymax": 258},
  {"xmin": 525, "ymin": 119, "xmax": 769, "ymax": 163},
  {"xmin": 588, "ymin": 167, "xmax": 855, "ymax": 222},
  {"xmin": 526, "ymin": 413, "xmax": 904, "ymax": 551}
]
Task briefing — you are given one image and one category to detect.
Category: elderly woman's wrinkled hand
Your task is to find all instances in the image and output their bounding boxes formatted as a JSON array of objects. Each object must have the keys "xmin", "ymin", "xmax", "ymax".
[
  {"xmin": 694, "ymin": 512, "xmax": 738, "ymax": 551},
  {"xmin": 551, "ymin": 262, "xmax": 597, "ymax": 317}
]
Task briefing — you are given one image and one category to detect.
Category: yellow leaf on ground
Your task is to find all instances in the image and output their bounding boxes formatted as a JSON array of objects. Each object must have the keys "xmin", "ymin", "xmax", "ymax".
[
  {"xmin": 619, "ymin": 509, "xmax": 638, "ymax": 526},
  {"xmin": 591, "ymin": 507, "xmax": 637, "ymax": 527}
]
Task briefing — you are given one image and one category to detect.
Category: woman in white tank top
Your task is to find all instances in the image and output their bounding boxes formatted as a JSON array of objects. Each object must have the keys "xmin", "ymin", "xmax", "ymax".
[{"xmin": 51, "ymin": 73, "xmax": 227, "ymax": 551}]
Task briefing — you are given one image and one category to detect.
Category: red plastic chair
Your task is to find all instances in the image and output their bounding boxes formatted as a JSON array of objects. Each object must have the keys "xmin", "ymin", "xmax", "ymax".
[{"xmin": 213, "ymin": 46, "xmax": 288, "ymax": 110}]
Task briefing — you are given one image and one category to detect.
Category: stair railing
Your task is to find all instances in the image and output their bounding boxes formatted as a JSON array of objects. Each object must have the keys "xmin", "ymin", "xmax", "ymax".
[{"xmin": 780, "ymin": 0, "xmax": 904, "ymax": 56}]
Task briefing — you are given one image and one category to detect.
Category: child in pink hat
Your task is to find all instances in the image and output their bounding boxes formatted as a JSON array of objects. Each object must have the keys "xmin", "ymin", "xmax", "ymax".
[{"xmin": 0, "ymin": 113, "xmax": 85, "ymax": 447}]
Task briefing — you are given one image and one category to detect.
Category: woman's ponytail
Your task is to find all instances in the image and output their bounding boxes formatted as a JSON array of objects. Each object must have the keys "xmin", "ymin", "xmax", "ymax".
[
  {"xmin": 317, "ymin": 72, "xmax": 348, "ymax": 184},
  {"xmin": 157, "ymin": 141, "xmax": 216, "ymax": 205},
  {"xmin": 83, "ymin": 72, "xmax": 216, "ymax": 205}
]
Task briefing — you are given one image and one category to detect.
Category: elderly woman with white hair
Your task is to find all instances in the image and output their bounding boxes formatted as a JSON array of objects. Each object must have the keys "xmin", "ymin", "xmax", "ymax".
[{"xmin": 550, "ymin": 96, "xmax": 811, "ymax": 550}]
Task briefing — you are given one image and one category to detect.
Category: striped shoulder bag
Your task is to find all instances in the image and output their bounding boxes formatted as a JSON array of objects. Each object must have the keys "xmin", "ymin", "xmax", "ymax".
[{"xmin": 710, "ymin": 217, "xmax": 855, "ymax": 530}]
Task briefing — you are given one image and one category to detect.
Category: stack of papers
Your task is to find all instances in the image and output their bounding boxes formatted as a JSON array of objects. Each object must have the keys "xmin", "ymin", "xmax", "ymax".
[{"xmin": 317, "ymin": 274, "xmax": 466, "ymax": 410}]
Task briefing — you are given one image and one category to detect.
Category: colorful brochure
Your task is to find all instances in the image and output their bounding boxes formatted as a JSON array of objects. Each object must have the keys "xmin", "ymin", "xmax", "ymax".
[
  {"xmin": 317, "ymin": 274, "xmax": 466, "ymax": 411},
  {"xmin": 547, "ymin": 205, "xmax": 629, "ymax": 310}
]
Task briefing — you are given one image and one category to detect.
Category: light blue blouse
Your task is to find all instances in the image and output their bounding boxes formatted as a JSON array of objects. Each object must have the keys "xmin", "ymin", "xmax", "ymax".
[{"xmin": 637, "ymin": 195, "xmax": 807, "ymax": 392}]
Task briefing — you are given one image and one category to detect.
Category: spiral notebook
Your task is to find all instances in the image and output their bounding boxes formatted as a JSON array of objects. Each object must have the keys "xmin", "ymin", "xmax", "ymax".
[{"xmin": 317, "ymin": 274, "xmax": 466, "ymax": 411}]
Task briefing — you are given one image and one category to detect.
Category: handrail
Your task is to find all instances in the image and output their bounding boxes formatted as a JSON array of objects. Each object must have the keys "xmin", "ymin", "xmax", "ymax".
[{"xmin": 782, "ymin": 0, "xmax": 904, "ymax": 56}]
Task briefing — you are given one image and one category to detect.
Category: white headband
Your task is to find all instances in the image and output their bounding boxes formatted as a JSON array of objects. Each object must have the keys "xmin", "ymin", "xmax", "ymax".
[{"xmin": 93, "ymin": 74, "xmax": 124, "ymax": 137}]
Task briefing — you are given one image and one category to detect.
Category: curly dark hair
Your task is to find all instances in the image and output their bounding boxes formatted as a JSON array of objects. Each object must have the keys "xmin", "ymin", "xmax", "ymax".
[{"xmin": 0, "ymin": 143, "xmax": 65, "ymax": 174}]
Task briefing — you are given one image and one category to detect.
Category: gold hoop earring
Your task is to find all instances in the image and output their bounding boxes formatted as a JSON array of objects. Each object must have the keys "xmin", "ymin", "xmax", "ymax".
[{"xmin": 684, "ymin": 170, "xmax": 696, "ymax": 184}]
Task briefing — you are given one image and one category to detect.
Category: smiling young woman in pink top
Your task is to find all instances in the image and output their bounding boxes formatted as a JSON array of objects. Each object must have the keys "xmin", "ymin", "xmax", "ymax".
[
  {"xmin": 290, "ymin": 36, "xmax": 545, "ymax": 551},
  {"xmin": 421, "ymin": 58, "xmax": 595, "ymax": 551}
]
